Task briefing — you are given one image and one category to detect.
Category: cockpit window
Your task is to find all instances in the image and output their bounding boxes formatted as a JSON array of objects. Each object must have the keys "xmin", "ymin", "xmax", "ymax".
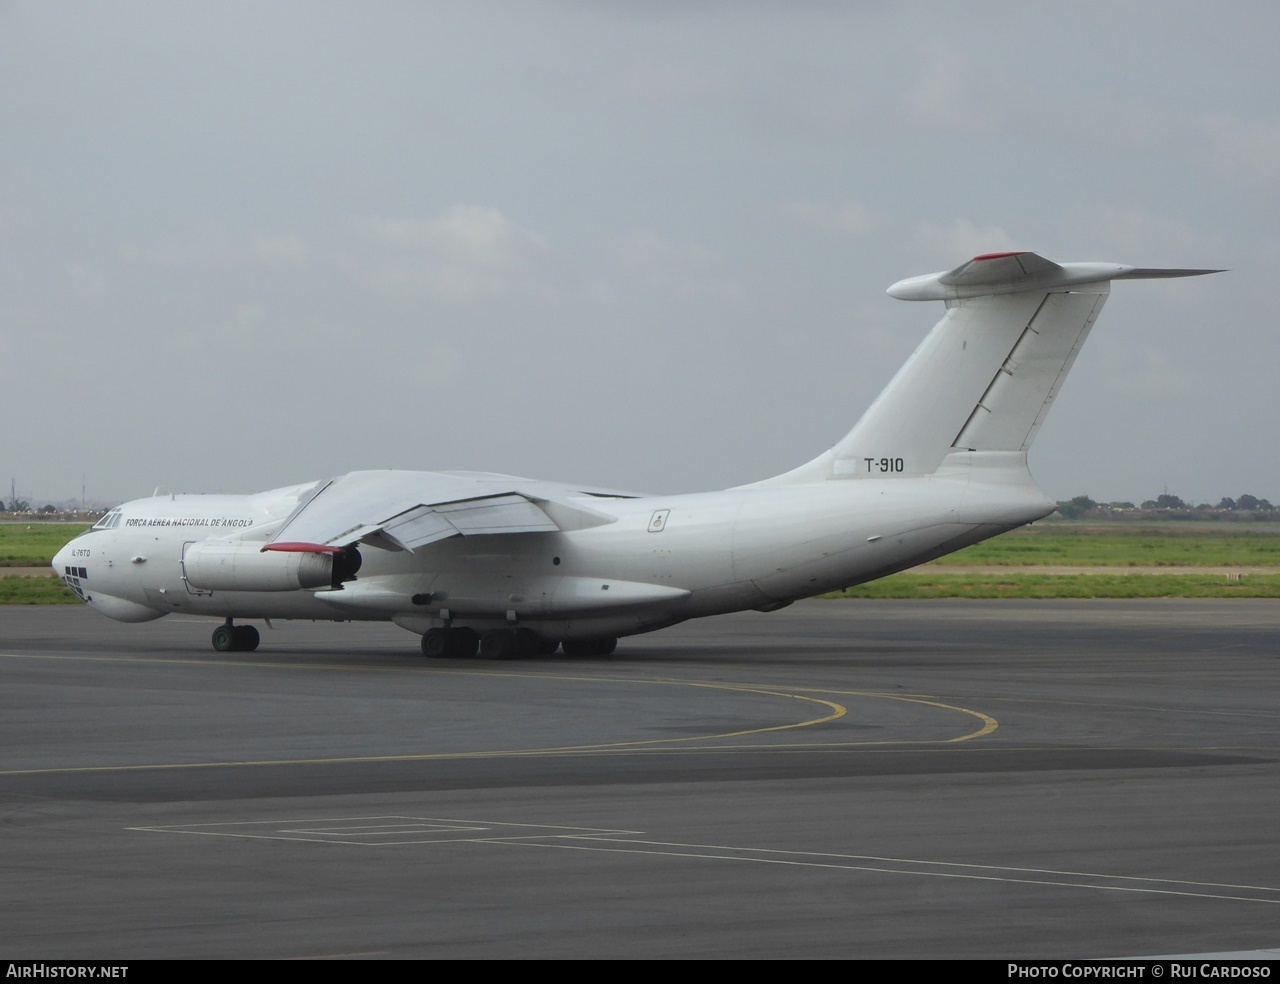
[{"xmin": 92, "ymin": 509, "xmax": 123, "ymax": 530}]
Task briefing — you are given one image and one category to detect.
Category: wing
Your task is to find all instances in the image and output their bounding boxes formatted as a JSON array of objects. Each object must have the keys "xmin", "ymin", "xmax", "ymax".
[{"xmin": 265, "ymin": 470, "xmax": 625, "ymax": 553}]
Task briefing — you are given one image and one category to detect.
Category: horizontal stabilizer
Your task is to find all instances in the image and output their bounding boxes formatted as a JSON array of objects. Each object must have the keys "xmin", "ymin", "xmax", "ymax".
[
  {"xmin": 1114, "ymin": 267, "xmax": 1227, "ymax": 280},
  {"xmin": 887, "ymin": 251, "xmax": 1222, "ymax": 301}
]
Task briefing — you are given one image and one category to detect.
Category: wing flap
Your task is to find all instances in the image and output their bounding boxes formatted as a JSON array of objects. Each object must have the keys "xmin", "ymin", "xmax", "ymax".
[
  {"xmin": 379, "ymin": 507, "xmax": 459, "ymax": 551},
  {"xmin": 433, "ymin": 494, "xmax": 561, "ymax": 535},
  {"xmin": 267, "ymin": 471, "xmax": 617, "ymax": 553}
]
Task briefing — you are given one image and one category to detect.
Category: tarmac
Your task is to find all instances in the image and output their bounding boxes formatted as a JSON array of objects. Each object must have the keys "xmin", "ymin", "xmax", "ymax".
[{"xmin": 2, "ymin": 599, "xmax": 1279, "ymax": 959}]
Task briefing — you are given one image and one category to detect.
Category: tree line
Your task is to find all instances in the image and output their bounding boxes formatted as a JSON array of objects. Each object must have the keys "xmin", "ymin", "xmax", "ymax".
[
  {"xmin": 1, "ymin": 501, "xmax": 78, "ymax": 515},
  {"xmin": 1057, "ymin": 494, "xmax": 1277, "ymax": 520}
]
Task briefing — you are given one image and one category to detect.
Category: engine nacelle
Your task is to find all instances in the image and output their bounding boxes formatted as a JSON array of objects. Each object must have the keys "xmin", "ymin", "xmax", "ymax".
[{"xmin": 184, "ymin": 542, "xmax": 359, "ymax": 592}]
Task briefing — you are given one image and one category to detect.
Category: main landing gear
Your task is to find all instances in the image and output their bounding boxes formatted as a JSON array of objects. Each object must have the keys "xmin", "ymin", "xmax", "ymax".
[
  {"xmin": 420, "ymin": 627, "xmax": 616, "ymax": 660},
  {"xmin": 420, "ymin": 626, "xmax": 479, "ymax": 659},
  {"xmin": 211, "ymin": 619, "xmax": 260, "ymax": 652}
]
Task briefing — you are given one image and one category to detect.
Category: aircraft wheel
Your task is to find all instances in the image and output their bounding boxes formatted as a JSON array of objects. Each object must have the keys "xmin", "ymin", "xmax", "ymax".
[
  {"xmin": 211, "ymin": 625, "xmax": 236, "ymax": 652},
  {"xmin": 537, "ymin": 637, "xmax": 561, "ymax": 656},
  {"xmin": 451, "ymin": 627, "xmax": 479, "ymax": 658},
  {"xmin": 515, "ymin": 628, "xmax": 541, "ymax": 658},
  {"xmin": 479, "ymin": 629, "xmax": 520, "ymax": 660},
  {"xmin": 421, "ymin": 628, "xmax": 452, "ymax": 658},
  {"xmin": 234, "ymin": 625, "xmax": 260, "ymax": 652}
]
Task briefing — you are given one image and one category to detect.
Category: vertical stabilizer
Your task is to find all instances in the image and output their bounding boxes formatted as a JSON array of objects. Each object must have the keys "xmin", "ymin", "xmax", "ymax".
[{"xmin": 752, "ymin": 252, "xmax": 1221, "ymax": 487}]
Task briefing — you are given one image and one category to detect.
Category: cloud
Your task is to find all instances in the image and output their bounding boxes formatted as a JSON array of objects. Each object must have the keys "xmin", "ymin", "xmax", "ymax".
[
  {"xmin": 1207, "ymin": 116, "xmax": 1280, "ymax": 191},
  {"xmin": 119, "ymin": 207, "xmax": 552, "ymax": 307},
  {"xmin": 773, "ymin": 200, "xmax": 878, "ymax": 238},
  {"xmin": 1096, "ymin": 341, "xmax": 1202, "ymax": 403},
  {"xmin": 612, "ymin": 231, "xmax": 743, "ymax": 303},
  {"xmin": 1066, "ymin": 205, "xmax": 1201, "ymax": 259},
  {"xmin": 615, "ymin": 64, "xmax": 731, "ymax": 103},
  {"xmin": 351, "ymin": 206, "xmax": 550, "ymax": 303},
  {"xmin": 360, "ymin": 206, "xmax": 545, "ymax": 265},
  {"xmin": 912, "ymin": 219, "xmax": 1026, "ymax": 261},
  {"xmin": 401, "ymin": 342, "xmax": 466, "ymax": 388},
  {"xmin": 129, "ymin": 225, "xmax": 312, "ymax": 270},
  {"xmin": 249, "ymin": 233, "xmax": 310, "ymax": 267},
  {"xmin": 905, "ymin": 49, "xmax": 1005, "ymax": 134}
]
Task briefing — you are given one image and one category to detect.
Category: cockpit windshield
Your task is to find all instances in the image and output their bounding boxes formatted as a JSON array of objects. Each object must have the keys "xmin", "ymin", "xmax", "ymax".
[{"xmin": 92, "ymin": 509, "xmax": 123, "ymax": 530}]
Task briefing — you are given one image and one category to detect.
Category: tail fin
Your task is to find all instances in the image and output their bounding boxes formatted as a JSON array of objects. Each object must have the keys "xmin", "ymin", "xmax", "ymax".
[{"xmin": 756, "ymin": 252, "xmax": 1221, "ymax": 486}]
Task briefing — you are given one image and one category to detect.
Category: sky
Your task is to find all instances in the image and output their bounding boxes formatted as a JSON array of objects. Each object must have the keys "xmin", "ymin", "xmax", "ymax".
[{"xmin": 3, "ymin": 1, "xmax": 1277, "ymax": 507}]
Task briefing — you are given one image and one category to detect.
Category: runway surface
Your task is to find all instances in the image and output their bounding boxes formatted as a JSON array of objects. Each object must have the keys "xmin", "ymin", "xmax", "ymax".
[{"xmin": 2, "ymin": 600, "xmax": 1278, "ymax": 959}]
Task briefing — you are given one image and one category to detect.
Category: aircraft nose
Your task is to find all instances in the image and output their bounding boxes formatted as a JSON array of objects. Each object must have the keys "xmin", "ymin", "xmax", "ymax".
[{"xmin": 51, "ymin": 543, "xmax": 69, "ymax": 576}]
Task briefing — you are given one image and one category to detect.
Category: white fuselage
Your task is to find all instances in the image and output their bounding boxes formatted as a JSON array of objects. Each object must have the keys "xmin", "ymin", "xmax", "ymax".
[{"xmin": 53, "ymin": 454, "xmax": 1053, "ymax": 641}]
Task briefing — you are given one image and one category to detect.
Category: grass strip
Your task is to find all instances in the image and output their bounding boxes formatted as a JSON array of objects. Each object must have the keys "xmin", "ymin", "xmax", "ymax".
[
  {"xmin": 0, "ymin": 525, "xmax": 90, "ymax": 567},
  {"xmin": 930, "ymin": 528, "xmax": 1280, "ymax": 567},
  {"xmin": 0, "ymin": 576, "xmax": 83, "ymax": 604},
  {"xmin": 825, "ymin": 573, "xmax": 1280, "ymax": 599}
]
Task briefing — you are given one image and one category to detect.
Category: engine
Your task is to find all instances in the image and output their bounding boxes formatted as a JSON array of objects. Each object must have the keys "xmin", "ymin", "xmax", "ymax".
[{"xmin": 183, "ymin": 541, "xmax": 361, "ymax": 592}]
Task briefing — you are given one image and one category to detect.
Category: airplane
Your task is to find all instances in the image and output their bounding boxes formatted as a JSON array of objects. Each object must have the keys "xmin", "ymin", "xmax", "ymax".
[{"xmin": 53, "ymin": 251, "xmax": 1219, "ymax": 659}]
